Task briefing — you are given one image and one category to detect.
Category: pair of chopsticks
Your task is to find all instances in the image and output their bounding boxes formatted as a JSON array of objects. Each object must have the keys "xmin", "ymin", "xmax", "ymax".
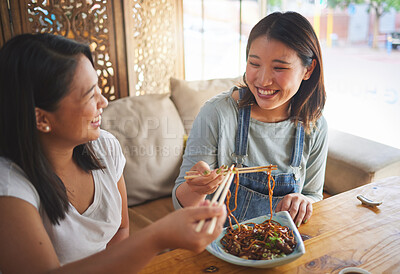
[
  {"xmin": 195, "ymin": 164, "xmax": 236, "ymax": 234},
  {"xmin": 185, "ymin": 165, "xmax": 277, "ymax": 180},
  {"xmin": 191, "ymin": 164, "xmax": 277, "ymax": 234}
]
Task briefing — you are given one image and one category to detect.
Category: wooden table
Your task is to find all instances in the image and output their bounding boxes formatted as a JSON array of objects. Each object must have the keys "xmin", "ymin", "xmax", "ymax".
[{"xmin": 140, "ymin": 176, "xmax": 400, "ymax": 273}]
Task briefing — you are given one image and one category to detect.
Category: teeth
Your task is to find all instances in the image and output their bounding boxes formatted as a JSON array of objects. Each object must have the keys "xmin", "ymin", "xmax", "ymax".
[
  {"xmin": 258, "ymin": 88, "xmax": 276, "ymax": 95},
  {"xmin": 92, "ymin": 115, "xmax": 101, "ymax": 123}
]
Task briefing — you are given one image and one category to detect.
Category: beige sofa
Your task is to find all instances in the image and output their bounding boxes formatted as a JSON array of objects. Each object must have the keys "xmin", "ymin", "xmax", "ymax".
[{"xmin": 101, "ymin": 77, "xmax": 400, "ymax": 236}]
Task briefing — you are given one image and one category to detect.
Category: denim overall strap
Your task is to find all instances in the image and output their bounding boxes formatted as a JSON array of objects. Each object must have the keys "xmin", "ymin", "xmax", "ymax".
[
  {"xmin": 289, "ymin": 121, "xmax": 305, "ymax": 179},
  {"xmin": 233, "ymin": 88, "xmax": 251, "ymax": 167},
  {"xmin": 226, "ymin": 94, "xmax": 305, "ymax": 224}
]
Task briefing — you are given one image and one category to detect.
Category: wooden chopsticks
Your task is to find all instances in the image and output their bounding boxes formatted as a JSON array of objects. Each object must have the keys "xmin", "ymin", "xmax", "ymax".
[
  {"xmin": 191, "ymin": 164, "xmax": 277, "ymax": 234},
  {"xmin": 195, "ymin": 165, "xmax": 236, "ymax": 234},
  {"xmin": 184, "ymin": 165, "xmax": 277, "ymax": 180}
]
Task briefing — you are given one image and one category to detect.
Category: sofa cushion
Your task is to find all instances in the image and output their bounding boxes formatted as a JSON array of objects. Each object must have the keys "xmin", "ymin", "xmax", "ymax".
[
  {"xmin": 101, "ymin": 94, "xmax": 185, "ymax": 206},
  {"xmin": 170, "ymin": 76, "xmax": 241, "ymax": 134},
  {"xmin": 324, "ymin": 130, "xmax": 400, "ymax": 195}
]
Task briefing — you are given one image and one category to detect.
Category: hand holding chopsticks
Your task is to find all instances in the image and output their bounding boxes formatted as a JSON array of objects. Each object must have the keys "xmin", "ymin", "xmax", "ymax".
[
  {"xmin": 195, "ymin": 164, "xmax": 236, "ymax": 234},
  {"xmin": 190, "ymin": 164, "xmax": 277, "ymax": 235}
]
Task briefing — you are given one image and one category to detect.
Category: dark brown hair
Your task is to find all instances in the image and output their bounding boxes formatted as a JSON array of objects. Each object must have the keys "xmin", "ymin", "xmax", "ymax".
[
  {"xmin": 0, "ymin": 33, "xmax": 104, "ymax": 225},
  {"xmin": 239, "ymin": 11, "xmax": 326, "ymax": 133}
]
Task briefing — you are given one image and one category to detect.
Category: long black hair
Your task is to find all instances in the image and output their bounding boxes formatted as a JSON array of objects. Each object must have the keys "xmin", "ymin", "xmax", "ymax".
[
  {"xmin": 240, "ymin": 11, "xmax": 326, "ymax": 133},
  {"xmin": 0, "ymin": 33, "xmax": 104, "ymax": 225}
]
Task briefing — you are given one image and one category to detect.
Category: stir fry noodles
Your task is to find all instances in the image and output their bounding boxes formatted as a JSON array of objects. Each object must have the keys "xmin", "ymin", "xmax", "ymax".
[{"xmin": 219, "ymin": 165, "xmax": 297, "ymax": 260}]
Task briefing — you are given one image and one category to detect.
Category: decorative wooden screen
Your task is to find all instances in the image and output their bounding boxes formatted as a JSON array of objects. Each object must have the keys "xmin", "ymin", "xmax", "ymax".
[
  {"xmin": 124, "ymin": 0, "xmax": 184, "ymax": 96},
  {"xmin": 17, "ymin": 0, "xmax": 127, "ymax": 101},
  {"xmin": 0, "ymin": 0, "xmax": 184, "ymax": 98}
]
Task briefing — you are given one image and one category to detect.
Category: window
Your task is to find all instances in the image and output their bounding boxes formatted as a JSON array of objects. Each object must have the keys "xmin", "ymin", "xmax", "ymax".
[{"xmin": 183, "ymin": 0, "xmax": 400, "ymax": 149}]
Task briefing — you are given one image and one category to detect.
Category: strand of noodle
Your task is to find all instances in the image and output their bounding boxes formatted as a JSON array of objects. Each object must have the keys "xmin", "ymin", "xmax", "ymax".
[
  {"xmin": 225, "ymin": 191, "xmax": 234, "ymax": 229},
  {"xmin": 225, "ymin": 170, "xmax": 241, "ymax": 231},
  {"xmin": 267, "ymin": 172, "xmax": 273, "ymax": 221},
  {"xmin": 231, "ymin": 170, "xmax": 240, "ymax": 213},
  {"xmin": 271, "ymin": 175, "xmax": 276, "ymax": 192}
]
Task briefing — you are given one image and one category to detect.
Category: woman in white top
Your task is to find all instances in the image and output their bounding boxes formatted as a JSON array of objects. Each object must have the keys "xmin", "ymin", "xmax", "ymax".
[{"xmin": 0, "ymin": 33, "xmax": 226, "ymax": 273}]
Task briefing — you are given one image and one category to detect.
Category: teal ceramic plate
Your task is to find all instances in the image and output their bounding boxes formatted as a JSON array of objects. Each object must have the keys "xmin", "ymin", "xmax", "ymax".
[{"xmin": 206, "ymin": 211, "xmax": 305, "ymax": 268}]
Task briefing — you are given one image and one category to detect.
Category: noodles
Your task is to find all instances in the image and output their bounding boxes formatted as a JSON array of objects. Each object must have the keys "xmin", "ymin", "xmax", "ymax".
[
  {"xmin": 220, "ymin": 166, "xmax": 297, "ymax": 260},
  {"xmin": 220, "ymin": 220, "xmax": 297, "ymax": 260}
]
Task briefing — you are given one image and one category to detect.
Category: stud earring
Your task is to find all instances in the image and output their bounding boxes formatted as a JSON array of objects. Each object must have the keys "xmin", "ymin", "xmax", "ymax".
[{"xmin": 44, "ymin": 126, "xmax": 50, "ymax": 132}]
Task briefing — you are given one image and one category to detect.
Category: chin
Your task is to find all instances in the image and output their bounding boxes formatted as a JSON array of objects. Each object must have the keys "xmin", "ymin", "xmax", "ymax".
[
  {"xmin": 254, "ymin": 99, "xmax": 276, "ymax": 110},
  {"xmin": 86, "ymin": 128, "xmax": 101, "ymax": 141}
]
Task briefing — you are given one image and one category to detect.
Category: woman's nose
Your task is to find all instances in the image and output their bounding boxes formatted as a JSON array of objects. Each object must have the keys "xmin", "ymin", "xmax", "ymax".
[
  {"xmin": 258, "ymin": 68, "xmax": 273, "ymax": 86},
  {"xmin": 98, "ymin": 91, "xmax": 108, "ymax": 109}
]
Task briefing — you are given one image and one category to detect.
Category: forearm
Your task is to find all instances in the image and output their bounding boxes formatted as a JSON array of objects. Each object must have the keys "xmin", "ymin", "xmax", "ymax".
[
  {"xmin": 302, "ymin": 117, "xmax": 328, "ymax": 203},
  {"xmin": 55, "ymin": 225, "xmax": 163, "ymax": 274}
]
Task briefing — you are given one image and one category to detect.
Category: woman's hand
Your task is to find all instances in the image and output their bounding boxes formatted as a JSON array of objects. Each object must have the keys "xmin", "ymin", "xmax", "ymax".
[
  {"xmin": 153, "ymin": 200, "xmax": 227, "ymax": 253},
  {"xmin": 275, "ymin": 193, "xmax": 313, "ymax": 227},
  {"xmin": 185, "ymin": 161, "xmax": 225, "ymax": 195}
]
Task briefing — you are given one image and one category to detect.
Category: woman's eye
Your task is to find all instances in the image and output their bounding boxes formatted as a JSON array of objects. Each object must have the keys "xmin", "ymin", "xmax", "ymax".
[
  {"xmin": 249, "ymin": 62, "xmax": 260, "ymax": 67},
  {"xmin": 274, "ymin": 67, "xmax": 288, "ymax": 70},
  {"xmin": 89, "ymin": 90, "xmax": 96, "ymax": 99}
]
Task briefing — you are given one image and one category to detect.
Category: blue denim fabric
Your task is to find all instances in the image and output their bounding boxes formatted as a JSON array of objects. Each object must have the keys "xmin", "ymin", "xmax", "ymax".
[{"xmin": 224, "ymin": 88, "xmax": 304, "ymax": 226}]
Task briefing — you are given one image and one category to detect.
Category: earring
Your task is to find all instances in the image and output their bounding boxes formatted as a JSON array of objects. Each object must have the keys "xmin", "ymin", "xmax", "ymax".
[{"xmin": 44, "ymin": 126, "xmax": 50, "ymax": 132}]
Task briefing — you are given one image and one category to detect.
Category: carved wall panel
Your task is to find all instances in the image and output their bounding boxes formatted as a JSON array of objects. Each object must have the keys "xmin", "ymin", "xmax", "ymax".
[
  {"xmin": 21, "ymin": 0, "xmax": 124, "ymax": 101},
  {"xmin": 124, "ymin": 0, "xmax": 184, "ymax": 96},
  {"xmin": 2, "ymin": 0, "xmax": 183, "ymax": 97}
]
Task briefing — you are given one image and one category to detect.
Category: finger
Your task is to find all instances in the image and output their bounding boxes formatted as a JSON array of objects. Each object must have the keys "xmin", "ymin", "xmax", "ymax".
[
  {"xmin": 303, "ymin": 203, "xmax": 313, "ymax": 224},
  {"xmin": 198, "ymin": 199, "xmax": 211, "ymax": 207},
  {"xmin": 294, "ymin": 202, "xmax": 307, "ymax": 227},
  {"xmin": 189, "ymin": 184, "xmax": 217, "ymax": 195},
  {"xmin": 189, "ymin": 172, "xmax": 223, "ymax": 187},
  {"xmin": 201, "ymin": 205, "xmax": 227, "ymax": 235},
  {"xmin": 188, "ymin": 205, "xmax": 226, "ymax": 223},
  {"xmin": 191, "ymin": 161, "xmax": 212, "ymax": 176},
  {"xmin": 275, "ymin": 200, "xmax": 282, "ymax": 212},
  {"xmin": 288, "ymin": 199, "xmax": 299, "ymax": 221},
  {"xmin": 277, "ymin": 197, "xmax": 292, "ymax": 212},
  {"xmin": 188, "ymin": 176, "xmax": 225, "ymax": 194}
]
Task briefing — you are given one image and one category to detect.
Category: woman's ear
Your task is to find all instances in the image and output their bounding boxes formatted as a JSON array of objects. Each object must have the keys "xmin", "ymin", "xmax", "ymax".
[
  {"xmin": 303, "ymin": 59, "xmax": 317, "ymax": 80},
  {"xmin": 35, "ymin": 108, "xmax": 51, "ymax": 133}
]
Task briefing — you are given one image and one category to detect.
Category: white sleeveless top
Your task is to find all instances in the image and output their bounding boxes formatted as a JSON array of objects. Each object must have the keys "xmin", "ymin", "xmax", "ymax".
[{"xmin": 0, "ymin": 130, "xmax": 126, "ymax": 265}]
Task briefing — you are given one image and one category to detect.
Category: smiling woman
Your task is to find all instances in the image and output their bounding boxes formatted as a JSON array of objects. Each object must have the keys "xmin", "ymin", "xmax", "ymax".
[
  {"xmin": 0, "ymin": 33, "xmax": 227, "ymax": 273},
  {"xmin": 173, "ymin": 11, "xmax": 328, "ymax": 230},
  {"xmin": 38, "ymin": 54, "xmax": 109, "ymax": 148}
]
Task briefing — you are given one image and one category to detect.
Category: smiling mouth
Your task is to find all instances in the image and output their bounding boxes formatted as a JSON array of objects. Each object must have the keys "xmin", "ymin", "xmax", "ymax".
[
  {"xmin": 91, "ymin": 115, "xmax": 102, "ymax": 124},
  {"xmin": 257, "ymin": 88, "xmax": 278, "ymax": 96}
]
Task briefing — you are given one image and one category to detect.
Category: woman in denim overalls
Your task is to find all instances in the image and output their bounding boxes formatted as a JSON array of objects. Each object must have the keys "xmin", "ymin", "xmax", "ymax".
[
  {"xmin": 173, "ymin": 12, "xmax": 327, "ymax": 228},
  {"xmin": 226, "ymin": 88, "xmax": 304, "ymax": 225}
]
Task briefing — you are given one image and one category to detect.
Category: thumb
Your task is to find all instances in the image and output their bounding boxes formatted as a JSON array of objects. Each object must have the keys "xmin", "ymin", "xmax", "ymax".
[
  {"xmin": 186, "ymin": 205, "xmax": 226, "ymax": 222},
  {"xmin": 192, "ymin": 161, "xmax": 212, "ymax": 176}
]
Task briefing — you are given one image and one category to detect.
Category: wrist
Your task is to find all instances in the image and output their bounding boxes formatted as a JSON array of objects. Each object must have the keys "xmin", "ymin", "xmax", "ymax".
[
  {"xmin": 135, "ymin": 222, "xmax": 166, "ymax": 254},
  {"xmin": 177, "ymin": 182, "xmax": 207, "ymax": 207}
]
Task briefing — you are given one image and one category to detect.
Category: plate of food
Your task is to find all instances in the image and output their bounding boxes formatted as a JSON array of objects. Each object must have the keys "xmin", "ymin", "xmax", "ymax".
[{"xmin": 206, "ymin": 211, "xmax": 305, "ymax": 268}]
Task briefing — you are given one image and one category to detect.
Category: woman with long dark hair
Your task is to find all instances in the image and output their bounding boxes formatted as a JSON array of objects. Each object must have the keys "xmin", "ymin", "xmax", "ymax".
[
  {"xmin": 0, "ymin": 33, "xmax": 226, "ymax": 273},
  {"xmin": 174, "ymin": 11, "xmax": 328, "ymax": 228}
]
